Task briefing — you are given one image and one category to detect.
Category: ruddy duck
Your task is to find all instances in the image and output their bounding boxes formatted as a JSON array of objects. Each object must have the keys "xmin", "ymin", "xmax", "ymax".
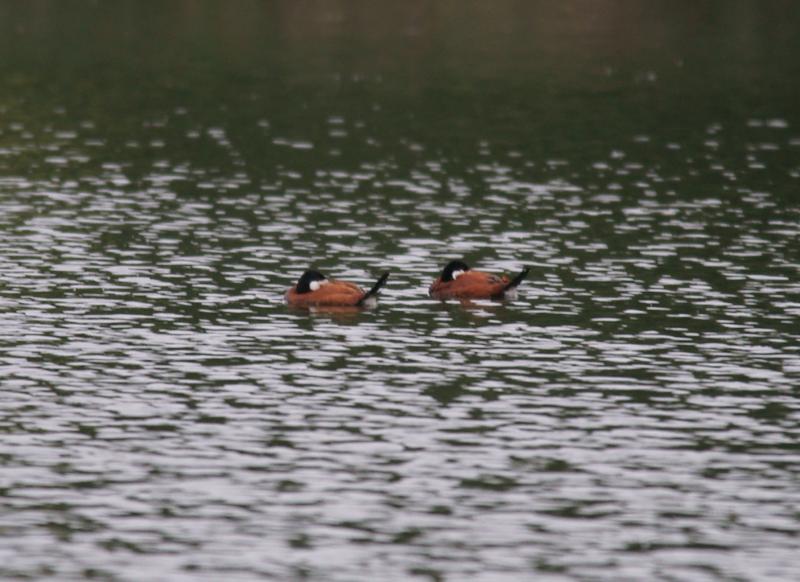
[
  {"xmin": 286, "ymin": 270, "xmax": 389, "ymax": 307},
  {"xmin": 429, "ymin": 260, "xmax": 528, "ymax": 300}
]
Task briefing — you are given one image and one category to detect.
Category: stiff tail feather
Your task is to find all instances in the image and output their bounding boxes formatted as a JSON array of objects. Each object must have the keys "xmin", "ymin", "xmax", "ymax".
[
  {"xmin": 492, "ymin": 266, "xmax": 530, "ymax": 299},
  {"xmin": 356, "ymin": 272, "xmax": 390, "ymax": 305}
]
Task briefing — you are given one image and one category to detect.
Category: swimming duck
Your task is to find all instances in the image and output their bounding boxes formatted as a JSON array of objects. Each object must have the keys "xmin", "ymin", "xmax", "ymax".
[
  {"xmin": 286, "ymin": 270, "xmax": 389, "ymax": 307},
  {"xmin": 429, "ymin": 260, "xmax": 529, "ymax": 300}
]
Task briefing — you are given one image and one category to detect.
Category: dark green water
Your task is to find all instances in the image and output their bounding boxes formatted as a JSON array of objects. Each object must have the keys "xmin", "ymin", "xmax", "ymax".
[{"xmin": 1, "ymin": 2, "xmax": 799, "ymax": 580}]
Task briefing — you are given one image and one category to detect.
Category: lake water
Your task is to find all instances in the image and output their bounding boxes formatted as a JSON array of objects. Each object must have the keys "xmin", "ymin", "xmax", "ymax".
[{"xmin": 1, "ymin": 2, "xmax": 799, "ymax": 580}]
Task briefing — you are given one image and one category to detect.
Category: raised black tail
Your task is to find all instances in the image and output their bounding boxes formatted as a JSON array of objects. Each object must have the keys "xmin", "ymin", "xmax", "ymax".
[
  {"xmin": 493, "ymin": 266, "xmax": 530, "ymax": 298},
  {"xmin": 357, "ymin": 272, "xmax": 390, "ymax": 305}
]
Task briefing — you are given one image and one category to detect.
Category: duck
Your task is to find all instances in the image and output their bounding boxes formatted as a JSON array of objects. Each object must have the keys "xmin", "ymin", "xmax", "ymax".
[
  {"xmin": 285, "ymin": 269, "xmax": 389, "ymax": 307},
  {"xmin": 429, "ymin": 260, "xmax": 529, "ymax": 300}
]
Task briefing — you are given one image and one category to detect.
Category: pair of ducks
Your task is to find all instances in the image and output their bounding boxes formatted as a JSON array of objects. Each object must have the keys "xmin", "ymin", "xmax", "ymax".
[{"xmin": 286, "ymin": 260, "xmax": 530, "ymax": 307}]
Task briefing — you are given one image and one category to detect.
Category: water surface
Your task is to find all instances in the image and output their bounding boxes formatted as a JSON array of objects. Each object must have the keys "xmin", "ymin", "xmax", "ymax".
[{"xmin": 1, "ymin": 2, "xmax": 799, "ymax": 580}]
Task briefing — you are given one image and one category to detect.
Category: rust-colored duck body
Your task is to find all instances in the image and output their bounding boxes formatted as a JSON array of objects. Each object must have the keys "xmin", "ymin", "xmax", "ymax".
[
  {"xmin": 286, "ymin": 270, "xmax": 389, "ymax": 307},
  {"xmin": 429, "ymin": 260, "xmax": 528, "ymax": 300}
]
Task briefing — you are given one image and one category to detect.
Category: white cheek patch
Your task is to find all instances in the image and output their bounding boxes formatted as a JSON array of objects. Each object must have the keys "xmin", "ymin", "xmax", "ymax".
[
  {"xmin": 309, "ymin": 280, "xmax": 321, "ymax": 291},
  {"xmin": 452, "ymin": 270, "xmax": 465, "ymax": 280}
]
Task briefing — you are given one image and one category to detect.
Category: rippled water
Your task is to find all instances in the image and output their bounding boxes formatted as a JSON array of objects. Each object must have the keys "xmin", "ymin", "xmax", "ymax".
[{"xmin": 1, "ymin": 2, "xmax": 800, "ymax": 580}]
